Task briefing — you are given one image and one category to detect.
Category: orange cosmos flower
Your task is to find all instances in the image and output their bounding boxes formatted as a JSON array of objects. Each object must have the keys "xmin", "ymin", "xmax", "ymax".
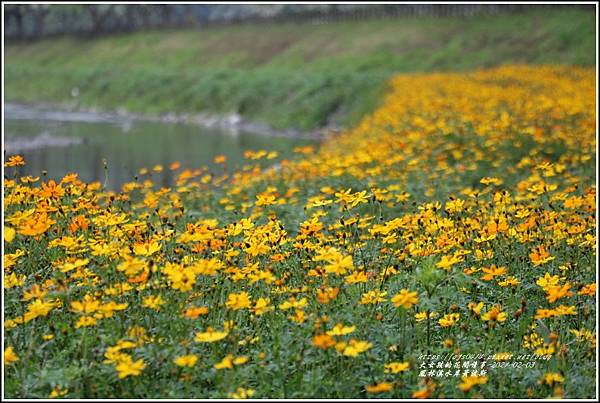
[
  {"xmin": 5, "ymin": 155, "xmax": 25, "ymax": 167},
  {"xmin": 39, "ymin": 180, "xmax": 65, "ymax": 199},
  {"xmin": 312, "ymin": 334, "xmax": 336, "ymax": 349},
  {"xmin": 546, "ymin": 283, "xmax": 573, "ymax": 303},
  {"xmin": 366, "ymin": 382, "xmax": 393, "ymax": 393},
  {"xmin": 529, "ymin": 245, "xmax": 555, "ymax": 266},
  {"xmin": 18, "ymin": 213, "xmax": 55, "ymax": 237},
  {"xmin": 480, "ymin": 265, "xmax": 506, "ymax": 281}
]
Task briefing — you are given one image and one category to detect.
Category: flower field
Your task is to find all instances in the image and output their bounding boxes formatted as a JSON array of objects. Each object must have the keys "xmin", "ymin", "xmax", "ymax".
[{"xmin": 3, "ymin": 65, "xmax": 597, "ymax": 398}]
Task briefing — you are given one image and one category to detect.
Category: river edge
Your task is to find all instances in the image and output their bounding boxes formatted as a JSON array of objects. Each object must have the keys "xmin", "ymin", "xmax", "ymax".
[{"xmin": 4, "ymin": 101, "xmax": 341, "ymax": 141}]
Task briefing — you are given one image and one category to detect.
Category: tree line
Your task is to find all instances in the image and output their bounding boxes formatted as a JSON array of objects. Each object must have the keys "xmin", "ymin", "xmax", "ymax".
[{"xmin": 4, "ymin": 4, "xmax": 593, "ymax": 41}]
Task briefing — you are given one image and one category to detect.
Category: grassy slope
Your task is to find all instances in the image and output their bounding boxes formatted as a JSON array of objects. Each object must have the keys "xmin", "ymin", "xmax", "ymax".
[{"xmin": 4, "ymin": 9, "xmax": 596, "ymax": 130}]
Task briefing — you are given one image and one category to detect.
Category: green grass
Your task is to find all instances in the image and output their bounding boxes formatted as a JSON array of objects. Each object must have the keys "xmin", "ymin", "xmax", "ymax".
[{"xmin": 4, "ymin": 8, "xmax": 596, "ymax": 130}]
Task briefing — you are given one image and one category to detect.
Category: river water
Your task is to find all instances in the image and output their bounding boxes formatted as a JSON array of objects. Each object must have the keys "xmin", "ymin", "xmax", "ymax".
[{"xmin": 4, "ymin": 104, "xmax": 316, "ymax": 190}]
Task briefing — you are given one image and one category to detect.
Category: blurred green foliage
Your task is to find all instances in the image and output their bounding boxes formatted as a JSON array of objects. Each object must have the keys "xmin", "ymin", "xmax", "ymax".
[{"xmin": 5, "ymin": 8, "xmax": 596, "ymax": 130}]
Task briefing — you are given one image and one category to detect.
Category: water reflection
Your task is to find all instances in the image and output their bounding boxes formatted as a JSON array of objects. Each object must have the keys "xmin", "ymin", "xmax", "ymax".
[{"xmin": 4, "ymin": 105, "xmax": 315, "ymax": 190}]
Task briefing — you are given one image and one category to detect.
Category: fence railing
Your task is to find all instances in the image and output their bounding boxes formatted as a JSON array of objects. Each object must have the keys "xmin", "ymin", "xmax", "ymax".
[{"xmin": 4, "ymin": 4, "xmax": 595, "ymax": 41}]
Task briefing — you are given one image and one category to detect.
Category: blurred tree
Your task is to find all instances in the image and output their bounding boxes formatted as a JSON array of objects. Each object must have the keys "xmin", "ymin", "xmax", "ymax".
[{"xmin": 3, "ymin": 4, "xmax": 593, "ymax": 40}]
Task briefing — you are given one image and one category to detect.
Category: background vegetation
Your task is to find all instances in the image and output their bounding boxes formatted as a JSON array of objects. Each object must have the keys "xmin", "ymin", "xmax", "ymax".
[{"xmin": 4, "ymin": 8, "xmax": 596, "ymax": 130}]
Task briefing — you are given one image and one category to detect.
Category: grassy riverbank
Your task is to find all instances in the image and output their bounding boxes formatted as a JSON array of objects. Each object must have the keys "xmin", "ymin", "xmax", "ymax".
[{"xmin": 4, "ymin": 8, "xmax": 595, "ymax": 130}]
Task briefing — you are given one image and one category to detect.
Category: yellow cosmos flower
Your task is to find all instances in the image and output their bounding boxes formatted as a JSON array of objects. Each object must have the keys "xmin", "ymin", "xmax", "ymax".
[
  {"xmin": 251, "ymin": 298, "xmax": 273, "ymax": 315},
  {"xmin": 214, "ymin": 354, "xmax": 248, "ymax": 370},
  {"xmin": 117, "ymin": 256, "xmax": 147, "ymax": 277},
  {"xmin": 4, "ymin": 272, "xmax": 26, "ymax": 288},
  {"xmin": 194, "ymin": 327, "xmax": 229, "ymax": 343},
  {"xmin": 133, "ymin": 240, "xmax": 161, "ymax": 256},
  {"xmin": 415, "ymin": 311, "xmax": 438, "ymax": 322},
  {"xmin": 214, "ymin": 355, "xmax": 234, "ymax": 370},
  {"xmin": 58, "ymin": 258, "xmax": 89, "ymax": 273},
  {"xmin": 163, "ymin": 263, "xmax": 197, "ymax": 292},
  {"xmin": 103, "ymin": 341, "xmax": 137, "ymax": 364},
  {"xmin": 539, "ymin": 372, "xmax": 565, "ymax": 386},
  {"xmin": 142, "ymin": 295, "xmax": 165, "ymax": 311},
  {"xmin": 255, "ymin": 193, "xmax": 277, "ymax": 207},
  {"xmin": 323, "ymin": 254, "xmax": 354, "ymax": 275},
  {"xmin": 458, "ymin": 375, "xmax": 488, "ymax": 392},
  {"xmin": 336, "ymin": 339, "xmax": 372, "ymax": 357},
  {"xmin": 233, "ymin": 356, "xmax": 249, "ymax": 365},
  {"xmin": 326, "ymin": 323, "xmax": 356, "ymax": 336},
  {"xmin": 71, "ymin": 294, "xmax": 100, "ymax": 314},
  {"xmin": 288, "ymin": 309, "xmax": 306, "ymax": 324},
  {"xmin": 227, "ymin": 387, "xmax": 255, "ymax": 399},
  {"xmin": 384, "ymin": 361, "xmax": 410, "ymax": 374},
  {"xmin": 279, "ymin": 297, "xmax": 307, "ymax": 310},
  {"xmin": 535, "ymin": 344, "xmax": 556, "ymax": 356},
  {"xmin": 391, "ymin": 289, "xmax": 418, "ymax": 309},
  {"xmin": 345, "ymin": 271, "xmax": 369, "ymax": 284},
  {"xmin": 481, "ymin": 306, "xmax": 507, "ymax": 323},
  {"xmin": 497, "ymin": 276, "xmax": 520, "ymax": 287},
  {"xmin": 480, "ymin": 177, "xmax": 503, "ymax": 186},
  {"xmin": 4, "ymin": 249, "xmax": 26, "ymax": 270},
  {"xmin": 334, "ymin": 188, "xmax": 354, "ymax": 205},
  {"xmin": 49, "ymin": 386, "xmax": 68, "ymax": 398},
  {"xmin": 75, "ymin": 315, "xmax": 98, "ymax": 328},
  {"xmin": 439, "ymin": 313, "xmax": 460, "ymax": 328},
  {"xmin": 98, "ymin": 301, "xmax": 128, "ymax": 318},
  {"xmin": 360, "ymin": 290, "xmax": 387, "ymax": 305},
  {"xmin": 226, "ymin": 292, "xmax": 252, "ymax": 310},
  {"xmin": 24, "ymin": 299, "xmax": 57, "ymax": 322},
  {"xmin": 4, "ymin": 226, "xmax": 16, "ymax": 243},
  {"xmin": 4, "ymin": 346, "xmax": 19, "ymax": 365},
  {"xmin": 436, "ymin": 253, "xmax": 464, "ymax": 270},
  {"xmin": 115, "ymin": 355, "xmax": 146, "ymax": 378},
  {"xmin": 174, "ymin": 354, "xmax": 198, "ymax": 368},
  {"xmin": 467, "ymin": 302, "xmax": 484, "ymax": 316},
  {"xmin": 536, "ymin": 272, "xmax": 560, "ymax": 290}
]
